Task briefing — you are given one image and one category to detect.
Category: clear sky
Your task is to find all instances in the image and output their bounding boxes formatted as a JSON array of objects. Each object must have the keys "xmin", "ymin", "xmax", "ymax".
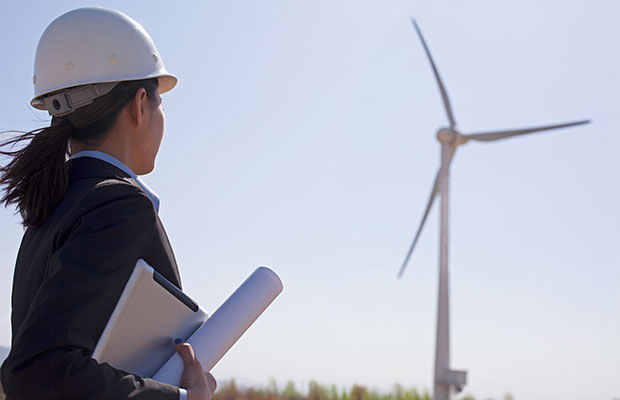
[{"xmin": 1, "ymin": 1, "xmax": 618, "ymax": 400}]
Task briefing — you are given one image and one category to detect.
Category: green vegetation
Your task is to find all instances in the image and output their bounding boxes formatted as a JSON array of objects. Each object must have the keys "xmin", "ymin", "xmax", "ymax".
[
  {"xmin": 215, "ymin": 380, "xmax": 442, "ymax": 400},
  {"xmin": 214, "ymin": 380, "xmax": 518, "ymax": 400}
]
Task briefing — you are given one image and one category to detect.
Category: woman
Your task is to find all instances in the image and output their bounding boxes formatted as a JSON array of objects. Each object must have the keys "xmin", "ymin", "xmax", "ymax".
[{"xmin": 0, "ymin": 7, "xmax": 215, "ymax": 400}]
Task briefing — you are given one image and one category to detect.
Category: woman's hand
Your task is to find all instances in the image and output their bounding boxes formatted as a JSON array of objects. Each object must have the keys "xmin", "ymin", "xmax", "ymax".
[{"xmin": 174, "ymin": 340, "xmax": 217, "ymax": 400}]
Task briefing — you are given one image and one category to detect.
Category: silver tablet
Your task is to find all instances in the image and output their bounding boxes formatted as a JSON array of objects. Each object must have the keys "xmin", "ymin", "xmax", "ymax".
[{"xmin": 92, "ymin": 259, "xmax": 208, "ymax": 378}]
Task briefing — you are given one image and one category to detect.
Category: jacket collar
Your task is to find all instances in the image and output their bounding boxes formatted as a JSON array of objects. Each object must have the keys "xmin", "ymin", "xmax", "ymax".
[
  {"xmin": 69, "ymin": 156, "xmax": 131, "ymax": 182},
  {"xmin": 68, "ymin": 155, "xmax": 161, "ymax": 213}
]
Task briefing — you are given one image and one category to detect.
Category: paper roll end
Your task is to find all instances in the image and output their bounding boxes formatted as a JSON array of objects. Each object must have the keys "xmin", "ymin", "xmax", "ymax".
[{"xmin": 256, "ymin": 266, "xmax": 283, "ymax": 293}]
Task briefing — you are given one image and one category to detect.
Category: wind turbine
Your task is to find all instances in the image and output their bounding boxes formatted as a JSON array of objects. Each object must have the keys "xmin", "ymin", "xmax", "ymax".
[{"xmin": 398, "ymin": 20, "xmax": 589, "ymax": 400}]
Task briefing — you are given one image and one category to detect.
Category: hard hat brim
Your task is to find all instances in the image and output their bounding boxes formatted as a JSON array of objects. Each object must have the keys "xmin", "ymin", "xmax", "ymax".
[{"xmin": 31, "ymin": 73, "xmax": 178, "ymax": 110}]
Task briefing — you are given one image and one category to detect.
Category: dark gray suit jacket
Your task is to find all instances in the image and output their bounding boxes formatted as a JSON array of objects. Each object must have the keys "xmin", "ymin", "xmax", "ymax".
[{"xmin": 1, "ymin": 157, "xmax": 182, "ymax": 400}]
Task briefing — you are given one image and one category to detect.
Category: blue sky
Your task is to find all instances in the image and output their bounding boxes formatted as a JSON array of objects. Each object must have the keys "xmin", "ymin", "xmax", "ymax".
[{"xmin": 1, "ymin": 1, "xmax": 618, "ymax": 400}]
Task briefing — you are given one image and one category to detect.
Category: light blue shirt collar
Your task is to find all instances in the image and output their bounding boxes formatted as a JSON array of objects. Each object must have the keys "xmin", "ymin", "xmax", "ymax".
[{"xmin": 70, "ymin": 150, "xmax": 160, "ymax": 213}]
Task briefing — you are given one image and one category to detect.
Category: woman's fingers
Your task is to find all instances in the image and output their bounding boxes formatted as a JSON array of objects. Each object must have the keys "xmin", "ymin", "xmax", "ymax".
[
  {"xmin": 174, "ymin": 339, "xmax": 197, "ymax": 368},
  {"xmin": 173, "ymin": 339, "xmax": 217, "ymax": 400},
  {"xmin": 174, "ymin": 339, "xmax": 209, "ymax": 394}
]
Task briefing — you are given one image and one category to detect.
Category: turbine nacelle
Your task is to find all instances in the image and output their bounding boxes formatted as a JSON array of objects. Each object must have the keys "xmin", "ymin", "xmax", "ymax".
[{"xmin": 436, "ymin": 128, "xmax": 468, "ymax": 147}]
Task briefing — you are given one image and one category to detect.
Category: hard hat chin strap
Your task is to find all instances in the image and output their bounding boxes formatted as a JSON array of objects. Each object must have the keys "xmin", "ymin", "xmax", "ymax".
[{"xmin": 43, "ymin": 82, "xmax": 118, "ymax": 117}]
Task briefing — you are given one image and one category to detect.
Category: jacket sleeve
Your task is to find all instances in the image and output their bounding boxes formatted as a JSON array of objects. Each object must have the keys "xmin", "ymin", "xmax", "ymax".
[{"xmin": 1, "ymin": 185, "xmax": 180, "ymax": 400}]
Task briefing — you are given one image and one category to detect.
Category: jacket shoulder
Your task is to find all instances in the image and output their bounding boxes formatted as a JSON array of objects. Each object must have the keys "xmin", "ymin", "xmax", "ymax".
[{"xmin": 64, "ymin": 176, "xmax": 155, "ymax": 216}]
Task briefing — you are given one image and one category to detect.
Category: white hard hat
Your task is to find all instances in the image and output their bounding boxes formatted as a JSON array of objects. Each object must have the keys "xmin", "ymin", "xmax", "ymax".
[{"xmin": 31, "ymin": 7, "xmax": 177, "ymax": 114}]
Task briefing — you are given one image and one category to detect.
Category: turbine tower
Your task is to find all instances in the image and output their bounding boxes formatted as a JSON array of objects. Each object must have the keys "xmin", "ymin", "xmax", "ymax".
[{"xmin": 398, "ymin": 20, "xmax": 589, "ymax": 400}]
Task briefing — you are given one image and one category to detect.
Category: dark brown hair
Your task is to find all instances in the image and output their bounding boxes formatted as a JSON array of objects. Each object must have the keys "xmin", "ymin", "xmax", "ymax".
[{"xmin": 0, "ymin": 78, "xmax": 159, "ymax": 226}]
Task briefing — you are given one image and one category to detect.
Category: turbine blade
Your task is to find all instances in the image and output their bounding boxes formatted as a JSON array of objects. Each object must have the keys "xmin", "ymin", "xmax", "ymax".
[
  {"xmin": 411, "ymin": 19, "xmax": 457, "ymax": 129},
  {"xmin": 397, "ymin": 171, "xmax": 440, "ymax": 279},
  {"xmin": 398, "ymin": 145, "xmax": 456, "ymax": 279},
  {"xmin": 464, "ymin": 120, "xmax": 590, "ymax": 142}
]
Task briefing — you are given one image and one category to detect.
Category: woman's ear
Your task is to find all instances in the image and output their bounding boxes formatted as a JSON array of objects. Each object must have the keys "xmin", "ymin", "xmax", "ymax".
[{"xmin": 129, "ymin": 88, "xmax": 148, "ymax": 128}]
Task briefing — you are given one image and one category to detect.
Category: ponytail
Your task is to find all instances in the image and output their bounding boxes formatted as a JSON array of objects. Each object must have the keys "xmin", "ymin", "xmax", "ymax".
[
  {"xmin": 1, "ymin": 78, "xmax": 159, "ymax": 226},
  {"xmin": 1, "ymin": 119, "xmax": 72, "ymax": 226}
]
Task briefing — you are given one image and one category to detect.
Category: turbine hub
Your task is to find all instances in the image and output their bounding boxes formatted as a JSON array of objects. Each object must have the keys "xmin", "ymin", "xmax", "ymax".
[
  {"xmin": 436, "ymin": 128, "xmax": 456, "ymax": 143},
  {"xmin": 437, "ymin": 128, "xmax": 468, "ymax": 146}
]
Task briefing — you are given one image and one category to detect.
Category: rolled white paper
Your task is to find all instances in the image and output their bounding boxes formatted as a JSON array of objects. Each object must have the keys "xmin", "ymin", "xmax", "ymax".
[{"xmin": 152, "ymin": 266, "xmax": 283, "ymax": 385}]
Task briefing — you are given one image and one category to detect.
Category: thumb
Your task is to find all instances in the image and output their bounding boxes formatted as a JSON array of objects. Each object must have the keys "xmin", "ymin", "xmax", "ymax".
[
  {"xmin": 174, "ymin": 339, "xmax": 196, "ymax": 368},
  {"xmin": 174, "ymin": 339, "xmax": 207, "ymax": 392}
]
